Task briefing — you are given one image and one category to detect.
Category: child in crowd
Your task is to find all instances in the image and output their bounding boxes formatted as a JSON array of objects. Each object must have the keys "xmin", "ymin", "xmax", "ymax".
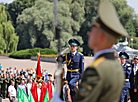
[{"xmin": 63, "ymin": 80, "xmax": 71, "ymax": 102}]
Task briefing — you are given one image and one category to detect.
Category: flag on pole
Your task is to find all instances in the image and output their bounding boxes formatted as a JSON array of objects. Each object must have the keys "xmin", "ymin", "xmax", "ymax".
[
  {"xmin": 47, "ymin": 82, "xmax": 53, "ymax": 102},
  {"xmin": 22, "ymin": 89, "xmax": 29, "ymax": 102},
  {"xmin": 43, "ymin": 89, "xmax": 49, "ymax": 102},
  {"xmin": 31, "ymin": 82, "xmax": 38, "ymax": 102},
  {"xmin": 17, "ymin": 88, "xmax": 23, "ymax": 102},
  {"xmin": 17, "ymin": 88, "xmax": 29, "ymax": 102},
  {"xmin": 40, "ymin": 82, "xmax": 47, "ymax": 102},
  {"xmin": 28, "ymin": 90, "xmax": 35, "ymax": 102},
  {"xmin": 36, "ymin": 51, "xmax": 42, "ymax": 81}
]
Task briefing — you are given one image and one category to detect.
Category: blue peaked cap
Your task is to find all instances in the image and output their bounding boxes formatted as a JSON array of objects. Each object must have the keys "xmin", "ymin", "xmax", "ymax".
[
  {"xmin": 68, "ymin": 39, "xmax": 80, "ymax": 46},
  {"xmin": 119, "ymin": 52, "xmax": 129, "ymax": 59}
]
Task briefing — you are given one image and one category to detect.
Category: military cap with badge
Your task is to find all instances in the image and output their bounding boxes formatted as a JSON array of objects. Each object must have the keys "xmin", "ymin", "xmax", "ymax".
[
  {"xmin": 68, "ymin": 39, "xmax": 80, "ymax": 46},
  {"xmin": 119, "ymin": 52, "xmax": 129, "ymax": 59},
  {"xmin": 91, "ymin": 0, "xmax": 130, "ymax": 39}
]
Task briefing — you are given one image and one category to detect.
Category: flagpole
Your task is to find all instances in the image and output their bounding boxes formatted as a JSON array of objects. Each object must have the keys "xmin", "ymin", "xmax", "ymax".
[{"xmin": 54, "ymin": 0, "xmax": 62, "ymax": 97}]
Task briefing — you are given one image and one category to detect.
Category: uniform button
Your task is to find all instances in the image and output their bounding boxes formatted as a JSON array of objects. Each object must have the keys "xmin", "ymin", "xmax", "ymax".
[{"xmin": 71, "ymin": 65, "xmax": 72, "ymax": 66}]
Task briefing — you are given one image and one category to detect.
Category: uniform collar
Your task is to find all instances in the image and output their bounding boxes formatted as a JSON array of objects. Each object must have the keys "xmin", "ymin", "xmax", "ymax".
[
  {"xmin": 122, "ymin": 62, "xmax": 126, "ymax": 66},
  {"xmin": 71, "ymin": 51, "xmax": 77, "ymax": 55},
  {"xmin": 94, "ymin": 49, "xmax": 114, "ymax": 60}
]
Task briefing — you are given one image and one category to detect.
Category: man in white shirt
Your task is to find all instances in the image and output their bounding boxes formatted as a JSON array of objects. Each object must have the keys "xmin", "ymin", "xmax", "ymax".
[{"xmin": 8, "ymin": 81, "xmax": 16, "ymax": 102}]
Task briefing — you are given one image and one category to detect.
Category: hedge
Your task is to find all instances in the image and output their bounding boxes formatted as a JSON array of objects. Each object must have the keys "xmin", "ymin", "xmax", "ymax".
[{"xmin": 9, "ymin": 48, "xmax": 58, "ymax": 59}]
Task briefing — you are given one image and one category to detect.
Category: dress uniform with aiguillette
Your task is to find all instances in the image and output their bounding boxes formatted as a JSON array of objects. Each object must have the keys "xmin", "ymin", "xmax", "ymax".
[
  {"xmin": 74, "ymin": 0, "xmax": 130, "ymax": 102},
  {"xmin": 61, "ymin": 39, "xmax": 84, "ymax": 97},
  {"xmin": 119, "ymin": 52, "xmax": 131, "ymax": 102}
]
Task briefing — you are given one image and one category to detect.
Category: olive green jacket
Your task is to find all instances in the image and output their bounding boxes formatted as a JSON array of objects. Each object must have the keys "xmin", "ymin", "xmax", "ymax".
[{"xmin": 74, "ymin": 53, "xmax": 124, "ymax": 102}]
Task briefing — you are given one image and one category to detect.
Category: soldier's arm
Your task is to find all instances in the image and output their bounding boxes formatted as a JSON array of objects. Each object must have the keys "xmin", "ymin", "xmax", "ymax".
[
  {"xmin": 79, "ymin": 55, "xmax": 84, "ymax": 76},
  {"xmin": 12, "ymin": 78, "xmax": 15, "ymax": 82},
  {"xmin": 7, "ymin": 78, "xmax": 10, "ymax": 84},
  {"xmin": 16, "ymin": 78, "xmax": 20, "ymax": 83},
  {"xmin": 74, "ymin": 67, "xmax": 102, "ymax": 102},
  {"xmin": 0, "ymin": 79, "xmax": 3, "ymax": 83},
  {"xmin": 57, "ymin": 54, "xmax": 66, "ymax": 62},
  {"xmin": 126, "ymin": 64, "xmax": 131, "ymax": 75}
]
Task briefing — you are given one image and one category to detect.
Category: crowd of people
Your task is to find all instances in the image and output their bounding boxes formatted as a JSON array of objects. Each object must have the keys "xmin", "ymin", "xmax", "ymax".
[{"xmin": 0, "ymin": 64, "xmax": 71, "ymax": 102}]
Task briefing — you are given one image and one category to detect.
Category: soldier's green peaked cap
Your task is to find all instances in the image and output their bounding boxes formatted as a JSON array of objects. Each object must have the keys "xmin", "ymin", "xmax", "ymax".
[{"xmin": 92, "ymin": 0, "xmax": 130, "ymax": 39}]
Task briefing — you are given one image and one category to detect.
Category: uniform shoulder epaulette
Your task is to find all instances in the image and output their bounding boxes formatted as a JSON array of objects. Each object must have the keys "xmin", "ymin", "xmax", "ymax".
[
  {"xmin": 78, "ymin": 52, "xmax": 83, "ymax": 55},
  {"xmin": 90, "ymin": 57, "xmax": 105, "ymax": 67},
  {"xmin": 126, "ymin": 63, "xmax": 131, "ymax": 66}
]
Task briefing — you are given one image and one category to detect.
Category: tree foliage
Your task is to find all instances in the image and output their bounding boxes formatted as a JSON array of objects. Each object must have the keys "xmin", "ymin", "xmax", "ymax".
[
  {"xmin": 4, "ymin": 0, "xmax": 138, "ymax": 55},
  {"xmin": 0, "ymin": 4, "xmax": 18, "ymax": 53},
  {"xmin": 5, "ymin": 0, "xmax": 36, "ymax": 28},
  {"xmin": 16, "ymin": 0, "xmax": 84, "ymax": 52},
  {"xmin": 77, "ymin": 0, "xmax": 138, "ymax": 55}
]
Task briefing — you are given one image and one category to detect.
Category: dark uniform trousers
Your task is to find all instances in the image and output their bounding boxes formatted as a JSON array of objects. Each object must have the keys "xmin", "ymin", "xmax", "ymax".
[
  {"xmin": 15, "ymin": 77, "xmax": 20, "ymax": 90},
  {"xmin": 2, "ymin": 78, "xmax": 8, "ymax": 98},
  {"xmin": 74, "ymin": 53, "xmax": 125, "ymax": 102},
  {"xmin": 61, "ymin": 51, "xmax": 84, "ymax": 99}
]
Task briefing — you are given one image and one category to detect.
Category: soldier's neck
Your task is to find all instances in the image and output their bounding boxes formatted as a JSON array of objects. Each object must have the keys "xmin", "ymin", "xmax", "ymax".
[
  {"xmin": 94, "ymin": 47, "xmax": 111, "ymax": 54},
  {"xmin": 71, "ymin": 50, "xmax": 77, "ymax": 53}
]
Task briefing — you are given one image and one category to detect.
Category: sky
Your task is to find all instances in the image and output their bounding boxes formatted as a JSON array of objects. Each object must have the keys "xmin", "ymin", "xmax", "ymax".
[{"xmin": 0, "ymin": 0, "xmax": 138, "ymax": 14}]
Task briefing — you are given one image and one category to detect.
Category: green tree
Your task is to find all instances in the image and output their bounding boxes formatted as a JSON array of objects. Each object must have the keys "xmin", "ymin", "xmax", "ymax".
[
  {"xmin": 5, "ymin": 0, "xmax": 36, "ymax": 28},
  {"xmin": 77, "ymin": 0, "xmax": 138, "ymax": 55},
  {"xmin": 77, "ymin": 0, "xmax": 100, "ymax": 56},
  {"xmin": 16, "ymin": 0, "xmax": 84, "ymax": 52},
  {"xmin": 0, "ymin": 4, "xmax": 18, "ymax": 53}
]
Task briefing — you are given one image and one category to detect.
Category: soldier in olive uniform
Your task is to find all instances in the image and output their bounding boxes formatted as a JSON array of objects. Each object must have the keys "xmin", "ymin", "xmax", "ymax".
[
  {"xmin": 74, "ymin": 0, "xmax": 130, "ymax": 102},
  {"xmin": 15, "ymin": 74, "xmax": 20, "ymax": 89},
  {"xmin": 2, "ymin": 74, "xmax": 8, "ymax": 99},
  {"xmin": 9, "ymin": 74, "xmax": 15, "ymax": 83},
  {"xmin": 6, "ymin": 74, "xmax": 10, "ymax": 98},
  {"xmin": 0, "ymin": 74, "xmax": 4, "ymax": 97}
]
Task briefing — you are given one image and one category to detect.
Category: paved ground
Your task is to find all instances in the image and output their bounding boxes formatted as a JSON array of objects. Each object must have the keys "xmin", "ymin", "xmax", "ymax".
[{"xmin": 0, "ymin": 55, "xmax": 93, "ymax": 102}]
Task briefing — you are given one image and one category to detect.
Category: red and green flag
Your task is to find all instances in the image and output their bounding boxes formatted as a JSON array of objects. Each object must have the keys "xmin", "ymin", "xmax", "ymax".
[
  {"xmin": 36, "ymin": 51, "xmax": 42, "ymax": 81},
  {"xmin": 31, "ymin": 82, "xmax": 38, "ymax": 102},
  {"xmin": 43, "ymin": 89, "xmax": 49, "ymax": 102},
  {"xmin": 40, "ymin": 82, "xmax": 47, "ymax": 102}
]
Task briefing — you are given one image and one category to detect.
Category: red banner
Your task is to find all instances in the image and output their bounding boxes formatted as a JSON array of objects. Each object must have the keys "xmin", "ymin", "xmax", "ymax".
[{"xmin": 36, "ymin": 52, "xmax": 42, "ymax": 81}]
